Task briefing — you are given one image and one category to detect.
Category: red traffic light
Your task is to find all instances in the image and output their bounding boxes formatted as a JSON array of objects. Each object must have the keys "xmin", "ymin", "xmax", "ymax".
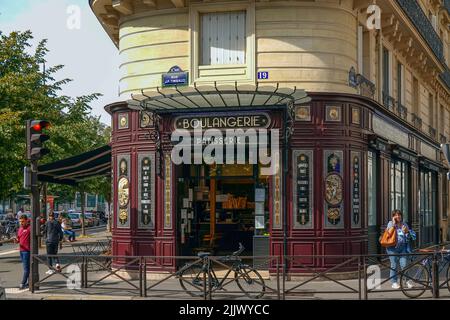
[{"xmin": 31, "ymin": 121, "xmax": 51, "ymax": 132}]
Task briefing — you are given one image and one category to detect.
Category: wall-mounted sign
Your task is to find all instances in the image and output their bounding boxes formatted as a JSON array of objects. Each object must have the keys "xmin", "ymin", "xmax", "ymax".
[
  {"xmin": 257, "ymin": 71, "xmax": 269, "ymax": 80},
  {"xmin": 162, "ymin": 66, "xmax": 189, "ymax": 87},
  {"xmin": 174, "ymin": 113, "xmax": 271, "ymax": 130},
  {"xmin": 372, "ymin": 115, "xmax": 409, "ymax": 148}
]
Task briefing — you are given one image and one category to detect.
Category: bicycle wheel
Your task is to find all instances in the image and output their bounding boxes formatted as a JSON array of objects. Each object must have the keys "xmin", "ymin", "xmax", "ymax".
[
  {"xmin": 178, "ymin": 263, "xmax": 208, "ymax": 297},
  {"xmin": 400, "ymin": 263, "xmax": 429, "ymax": 298},
  {"xmin": 235, "ymin": 266, "xmax": 265, "ymax": 299}
]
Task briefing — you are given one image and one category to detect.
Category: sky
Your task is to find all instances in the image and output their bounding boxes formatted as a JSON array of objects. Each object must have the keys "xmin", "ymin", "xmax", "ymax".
[{"xmin": 0, "ymin": 0, "xmax": 120, "ymax": 125}]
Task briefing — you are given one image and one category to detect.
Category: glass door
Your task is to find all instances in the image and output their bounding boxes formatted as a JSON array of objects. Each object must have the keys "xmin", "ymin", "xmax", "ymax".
[{"xmin": 419, "ymin": 169, "xmax": 438, "ymax": 246}]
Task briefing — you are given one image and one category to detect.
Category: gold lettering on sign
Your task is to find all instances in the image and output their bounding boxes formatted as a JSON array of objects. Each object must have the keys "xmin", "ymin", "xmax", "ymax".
[
  {"xmin": 273, "ymin": 161, "xmax": 282, "ymax": 229},
  {"xmin": 174, "ymin": 114, "xmax": 270, "ymax": 130},
  {"xmin": 164, "ymin": 154, "xmax": 172, "ymax": 228}
]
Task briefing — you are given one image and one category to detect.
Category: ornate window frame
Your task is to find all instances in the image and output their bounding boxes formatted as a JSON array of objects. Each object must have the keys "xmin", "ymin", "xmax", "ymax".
[
  {"xmin": 351, "ymin": 151, "xmax": 362, "ymax": 229},
  {"xmin": 323, "ymin": 150, "xmax": 344, "ymax": 229},
  {"xmin": 116, "ymin": 154, "xmax": 131, "ymax": 229},
  {"xmin": 189, "ymin": 1, "xmax": 256, "ymax": 84},
  {"xmin": 138, "ymin": 153, "xmax": 155, "ymax": 229},
  {"xmin": 293, "ymin": 150, "xmax": 313, "ymax": 229}
]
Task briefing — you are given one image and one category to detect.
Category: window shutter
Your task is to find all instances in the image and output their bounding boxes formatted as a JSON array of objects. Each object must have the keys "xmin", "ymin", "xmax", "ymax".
[{"xmin": 201, "ymin": 11, "xmax": 246, "ymax": 65}]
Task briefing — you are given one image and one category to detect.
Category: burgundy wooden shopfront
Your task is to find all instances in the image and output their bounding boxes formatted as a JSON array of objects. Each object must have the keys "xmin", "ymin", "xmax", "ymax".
[{"xmin": 106, "ymin": 91, "xmax": 443, "ymax": 273}]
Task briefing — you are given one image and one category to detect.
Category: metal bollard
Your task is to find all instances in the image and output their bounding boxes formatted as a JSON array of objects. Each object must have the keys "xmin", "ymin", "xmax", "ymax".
[{"xmin": 432, "ymin": 253, "xmax": 440, "ymax": 299}]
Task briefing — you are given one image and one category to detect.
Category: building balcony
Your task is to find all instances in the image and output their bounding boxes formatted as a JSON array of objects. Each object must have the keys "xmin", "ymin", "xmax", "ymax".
[
  {"xmin": 396, "ymin": 103, "xmax": 408, "ymax": 120},
  {"xmin": 440, "ymin": 65, "xmax": 450, "ymax": 90},
  {"xmin": 411, "ymin": 113, "xmax": 423, "ymax": 130},
  {"xmin": 396, "ymin": 0, "xmax": 444, "ymax": 63},
  {"xmin": 382, "ymin": 91, "xmax": 396, "ymax": 112},
  {"xmin": 428, "ymin": 126, "xmax": 437, "ymax": 139}
]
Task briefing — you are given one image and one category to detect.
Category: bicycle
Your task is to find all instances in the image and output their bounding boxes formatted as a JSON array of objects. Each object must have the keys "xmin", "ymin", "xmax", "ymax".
[
  {"xmin": 0, "ymin": 221, "xmax": 18, "ymax": 241},
  {"xmin": 399, "ymin": 248, "xmax": 450, "ymax": 298},
  {"xmin": 178, "ymin": 243, "xmax": 266, "ymax": 299}
]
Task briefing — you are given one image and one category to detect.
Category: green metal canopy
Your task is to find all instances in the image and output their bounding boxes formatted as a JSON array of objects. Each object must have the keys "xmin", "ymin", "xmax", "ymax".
[{"xmin": 37, "ymin": 145, "xmax": 111, "ymax": 186}]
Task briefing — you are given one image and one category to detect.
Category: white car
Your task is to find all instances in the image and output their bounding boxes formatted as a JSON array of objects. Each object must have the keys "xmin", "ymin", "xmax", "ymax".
[{"xmin": 68, "ymin": 213, "xmax": 83, "ymax": 229}]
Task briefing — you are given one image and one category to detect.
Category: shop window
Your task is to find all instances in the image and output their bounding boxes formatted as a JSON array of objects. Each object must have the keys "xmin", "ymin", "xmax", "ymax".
[
  {"xmin": 367, "ymin": 151, "xmax": 377, "ymax": 227},
  {"xmin": 293, "ymin": 150, "xmax": 313, "ymax": 229},
  {"xmin": 200, "ymin": 11, "xmax": 246, "ymax": 65},
  {"xmin": 324, "ymin": 150, "xmax": 344, "ymax": 228},
  {"xmin": 382, "ymin": 47, "xmax": 391, "ymax": 97},
  {"xmin": 419, "ymin": 169, "xmax": 438, "ymax": 245},
  {"xmin": 443, "ymin": 179, "xmax": 448, "ymax": 220},
  {"xmin": 390, "ymin": 159, "xmax": 409, "ymax": 223},
  {"xmin": 397, "ymin": 62, "xmax": 404, "ymax": 106},
  {"xmin": 86, "ymin": 195, "xmax": 96, "ymax": 208}
]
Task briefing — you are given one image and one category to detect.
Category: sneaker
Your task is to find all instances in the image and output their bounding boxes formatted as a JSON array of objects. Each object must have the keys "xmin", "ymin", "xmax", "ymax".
[
  {"xmin": 55, "ymin": 264, "xmax": 61, "ymax": 272},
  {"xmin": 406, "ymin": 280, "xmax": 414, "ymax": 289},
  {"xmin": 45, "ymin": 269, "xmax": 55, "ymax": 275},
  {"xmin": 19, "ymin": 283, "xmax": 28, "ymax": 290},
  {"xmin": 391, "ymin": 282, "xmax": 400, "ymax": 289}
]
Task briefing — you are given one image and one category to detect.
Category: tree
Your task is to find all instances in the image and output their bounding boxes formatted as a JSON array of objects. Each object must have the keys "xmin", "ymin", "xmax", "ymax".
[{"xmin": 0, "ymin": 31, "xmax": 110, "ymax": 213}]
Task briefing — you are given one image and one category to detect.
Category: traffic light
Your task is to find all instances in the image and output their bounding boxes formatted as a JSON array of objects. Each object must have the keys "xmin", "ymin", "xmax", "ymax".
[{"xmin": 26, "ymin": 120, "xmax": 51, "ymax": 161}]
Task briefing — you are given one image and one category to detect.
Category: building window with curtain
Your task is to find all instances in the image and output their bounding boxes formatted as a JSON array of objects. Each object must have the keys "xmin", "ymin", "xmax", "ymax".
[
  {"xmin": 390, "ymin": 159, "xmax": 409, "ymax": 223},
  {"xmin": 200, "ymin": 11, "xmax": 246, "ymax": 65}
]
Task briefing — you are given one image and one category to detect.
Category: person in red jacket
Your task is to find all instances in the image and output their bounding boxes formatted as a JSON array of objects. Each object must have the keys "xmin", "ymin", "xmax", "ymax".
[{"xmin": 15, "ymin": 215, "xmax": 31, "ymax": 290}]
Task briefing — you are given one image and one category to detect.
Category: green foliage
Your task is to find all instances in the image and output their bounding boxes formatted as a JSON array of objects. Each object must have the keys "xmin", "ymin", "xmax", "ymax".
[{"xmin": 0, "ymin": 31, "xmax": 111, "ymax": 202}]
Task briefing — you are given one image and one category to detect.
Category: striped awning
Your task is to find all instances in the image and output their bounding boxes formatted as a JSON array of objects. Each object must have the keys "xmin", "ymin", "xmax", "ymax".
[
  {"xmin": 128, "ymin": 83, "xmax": 311, "ymax": 112},
  {"xmin": 37, "ymin": 145, "xmax": 111, "ymax": 185}
]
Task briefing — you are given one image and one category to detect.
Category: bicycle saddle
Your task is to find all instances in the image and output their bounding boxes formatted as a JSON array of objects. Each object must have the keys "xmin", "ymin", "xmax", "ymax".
[{"xmin": 197, "ymin": 252, "xmax": 211, "ymax": 258}]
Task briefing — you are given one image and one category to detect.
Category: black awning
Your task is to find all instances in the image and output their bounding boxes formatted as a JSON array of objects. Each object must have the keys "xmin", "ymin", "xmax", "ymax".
[{"xmin": 38, "ymin": 145, "xmax": 111, "ymax": 185}]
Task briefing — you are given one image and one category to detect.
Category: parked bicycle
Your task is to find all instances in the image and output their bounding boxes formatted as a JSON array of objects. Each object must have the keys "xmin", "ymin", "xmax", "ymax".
[
  {"xmin": 0, "ymin": 220, "xmax": 18, "ymax": 241},
  {"xmin": 399, "ymin": 248, "xmax": 450, "ymax": 298},
  {"xmin": 178, "ymin": 243, "xmax": 266, "ymax": 299}
]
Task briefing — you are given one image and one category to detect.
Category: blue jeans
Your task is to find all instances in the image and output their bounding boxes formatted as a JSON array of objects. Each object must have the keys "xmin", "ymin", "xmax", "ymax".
[
  {"xmin": 46, "ymin": 242, "xmax": 60, "ymax": 267},
  {"xmin": 20, "ymin": 251, "xmax": 30, "ymax": 286},
  {"xmin": 386, "ymin": 245, "xmax": 408, "ymax": 284},
  {"xmin": 64, "ymin": 230, "xmax": 76, "ymax": 241}
]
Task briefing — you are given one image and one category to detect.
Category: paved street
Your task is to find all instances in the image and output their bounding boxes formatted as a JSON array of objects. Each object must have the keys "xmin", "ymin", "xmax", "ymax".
[{"xmin": 1, "ymin": 228, "xmax": 449, "ymax": 300}]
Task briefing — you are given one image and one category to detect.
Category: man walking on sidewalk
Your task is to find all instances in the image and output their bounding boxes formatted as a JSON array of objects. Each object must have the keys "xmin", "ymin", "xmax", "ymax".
[
  {"xmin": 15, "ymin": 215, "xmax": 31, "ymax": 289},
  {"xmin": 43, "ymin": 212, "xmax": 63, "ymax": 275}
]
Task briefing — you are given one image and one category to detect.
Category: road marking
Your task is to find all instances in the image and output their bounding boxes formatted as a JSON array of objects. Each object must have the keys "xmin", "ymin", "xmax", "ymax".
[{"xmin": 0, "ymin": 249, "xmax": 18, "ymax": 256}]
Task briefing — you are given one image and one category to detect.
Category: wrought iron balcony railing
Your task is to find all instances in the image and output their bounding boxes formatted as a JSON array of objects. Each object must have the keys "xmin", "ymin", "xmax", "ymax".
[
  {"xmin": 440, "ymin": 65, "xmax": 450, "ymax": 90},
  {"xmin": 396, "ymin": 0, "xmax": 444, "ymax": 62},
  {"xmin": 397, "ymin": 103, "xmax": 408, "ymax": 120},
  {"xmin": 428, "ymin": 126, "xmax": 437, "ymax": 139},
  {"xmin": 411, "ymin": 113, "xmax": 423, "ymax": 130},
  {"xmin": 382, "ymin": 91, "xmax": 396, "ymax": 112},
  {"xmin": 349, "ymin": 68, "xmax": 376, "ymax": 99}
]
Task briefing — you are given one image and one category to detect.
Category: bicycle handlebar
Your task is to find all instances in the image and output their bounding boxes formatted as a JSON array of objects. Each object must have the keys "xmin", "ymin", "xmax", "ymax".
[{"xmin": 232, "ymin": 243, "xmax": 245, "ymax": 257}]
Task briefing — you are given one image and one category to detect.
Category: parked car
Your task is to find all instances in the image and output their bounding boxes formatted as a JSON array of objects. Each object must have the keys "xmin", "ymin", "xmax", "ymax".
[
  {"xmin": 68, "ymin": 213, "xmax": 84, "ymax": 229},
  {"xmin": 85, "ymin": 212, "xmax": 100, "ymax": 226}
]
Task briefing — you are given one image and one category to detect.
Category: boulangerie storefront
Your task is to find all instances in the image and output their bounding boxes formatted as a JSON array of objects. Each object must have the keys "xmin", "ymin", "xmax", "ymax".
[{"xmin": 104, "ymin": 88, "xmax": 384, "ymax": 274}]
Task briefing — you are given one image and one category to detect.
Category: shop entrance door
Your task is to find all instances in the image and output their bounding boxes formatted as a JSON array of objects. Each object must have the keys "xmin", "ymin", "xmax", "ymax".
[
  {"xmin": 176, "ymin": 163, "xmax": 270, "ymax": 257},
  {"xmin": 419, "ymin": 169, "xmax": 438, "ymax": 246}
]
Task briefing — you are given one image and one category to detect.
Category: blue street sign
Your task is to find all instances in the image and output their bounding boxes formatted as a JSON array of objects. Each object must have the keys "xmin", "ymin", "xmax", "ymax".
[
  {"xmin": 162, "ymin": 66, "xmax": 189, "ymax": 87},
  {"xmin": 257, "ymin": 71, "xmax": 269, "ymax": 80}
]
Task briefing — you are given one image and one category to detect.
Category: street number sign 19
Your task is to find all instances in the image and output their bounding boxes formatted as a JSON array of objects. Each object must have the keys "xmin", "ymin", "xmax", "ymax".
[{"xmin": 257, "ymin": 71, "xmax": 269, "ymax": 80}]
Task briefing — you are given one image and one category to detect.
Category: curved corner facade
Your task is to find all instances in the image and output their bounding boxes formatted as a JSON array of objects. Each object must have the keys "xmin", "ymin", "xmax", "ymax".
[{"xmin": 93, "ymin": 0, "xmax": 450, "ymax": 273}]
